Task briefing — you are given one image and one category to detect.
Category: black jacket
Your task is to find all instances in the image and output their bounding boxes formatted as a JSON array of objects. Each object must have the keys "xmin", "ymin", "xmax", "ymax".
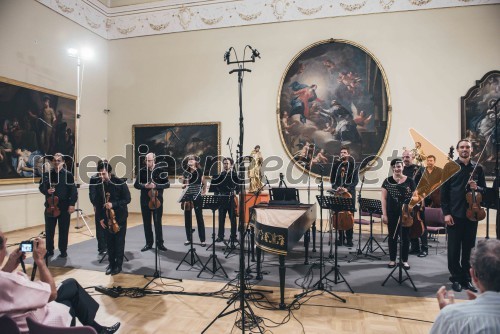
[
  {"xmin": 133, "ymin": 166, "xmax": 170, "ymax": 206},
  {"xmin": 39, "ymin": 169, "xmax": 78, "ymax": 211},
  {"xmin": 94, "ymin": 176, "xmax": 131, "ymax": 226}
]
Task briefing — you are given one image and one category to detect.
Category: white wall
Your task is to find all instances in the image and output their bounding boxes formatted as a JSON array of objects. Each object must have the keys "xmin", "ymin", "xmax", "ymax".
[
  {"xmin": 0, "ymin": 0, "xmax": 108, "ymax": 232},
  {"xmin": 0, "ymin": 2, "xmax": 498, "ymax": 231},
  {"xmin": 106, "ymin": 5, "xmax": 500, "ymax": 214}
]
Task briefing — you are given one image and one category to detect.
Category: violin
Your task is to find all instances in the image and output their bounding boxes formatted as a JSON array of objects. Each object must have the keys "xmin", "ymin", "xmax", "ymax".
[
  {"xmin": 466, "ymin": 171, "xmax": 486, "ymax": 222},
  {"xmin": 400, "ymin": 203, "xmax": 414, "ymax": 227},
  {"xmin": 332, "ymin": 166, "xmax": 355, "ymax": 231},
  {"xmin": 45, "ymin": 173, "xmax": 60, "ymax": 218},
  {"xmin": 105, "ymin": 192, "xmax": 120, "ymax": 234},
  {"xmin": 148, "ymin": 189, "xmax": 161, "ymax": 210},
  {"xmin": 233, "ymin": 195, "xmax": 239, "ymax": 217}
]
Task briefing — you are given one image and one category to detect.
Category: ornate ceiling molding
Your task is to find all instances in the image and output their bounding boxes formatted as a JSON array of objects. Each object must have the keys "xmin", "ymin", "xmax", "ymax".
[{"xmin": 36, "ymin": 0, "xmax": 499, "ymax": 40}]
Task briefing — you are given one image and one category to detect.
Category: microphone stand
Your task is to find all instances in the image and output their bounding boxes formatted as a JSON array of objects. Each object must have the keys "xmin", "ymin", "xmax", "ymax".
[
  {"xmin": 203, "ymin": 46, "xmax": 263, "ymax": 334},
  {"xmin": 492, "ymin": 98, "xmax": 499, "ymax": 239}
]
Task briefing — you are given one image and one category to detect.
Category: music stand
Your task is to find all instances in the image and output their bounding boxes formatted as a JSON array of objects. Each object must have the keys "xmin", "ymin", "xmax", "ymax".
[
  {"xmin": 349, "ymin": 198, "xmax": 386, "ymax": 262},
  {"xmin": 176, "ymin": 184, "xmax": 203, "ymax": 270},
  {"xmin": 316, "ymin": 196, "xmax": 355, "ymax": 293},
  {"xmin": 381, "ymin": 183, "xmax": 417, "ymax": 291},
  {"xmin": 269, "ymin": 187, "xmax": 299, "ymax": 205},
  {"xmin": 293, "ymin": 178, "xmax": 349, "ymax": 306},
  {"xmin": 198, "ymin": 195, "xmax": 229, "ymax": 278},
  {"xmin": 482, "ymin": 187, "xmax": 498, "ymax": 239}
]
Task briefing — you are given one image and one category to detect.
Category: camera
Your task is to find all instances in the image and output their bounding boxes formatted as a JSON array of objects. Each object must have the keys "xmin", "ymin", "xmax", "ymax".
[{"xmin": 19, "ymin": 240, "xmax": 33, "ymax": 252}]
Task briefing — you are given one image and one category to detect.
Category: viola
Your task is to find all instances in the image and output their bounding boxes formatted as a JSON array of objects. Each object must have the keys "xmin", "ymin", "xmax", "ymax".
[
  {"xmin": 466, "ymin": 188, "xmax": 486, "ymax": 221},
  {"xmin": 105, "ymin": 192, "xmax": 120, "ymax": 234},
  {"xmin": 46, "ymin": 189, "xmax": 61, "ymax": 218},
  {"xmin": 180, "ymin": 172, "xmax": 194, "ymax": 211},
  {"xmin": 409, "ymin": 205, "xmax": 424, "ymax": 238},
  {"xmin": 400, "ymin": 203, "xmax": 414, "ymax": 227},
  {"xmin": 148, "ymin": 188, "xmax": 161, "ymax": 210}
]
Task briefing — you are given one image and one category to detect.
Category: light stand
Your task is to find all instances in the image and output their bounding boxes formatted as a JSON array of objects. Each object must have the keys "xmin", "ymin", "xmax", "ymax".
[
  {"xmin": 68, "ymin": 49, "xmax": 94, "ymax": 237},
  {"xmin": 202, "ymin": 46, "xmax": 263, "ymax": 334}
]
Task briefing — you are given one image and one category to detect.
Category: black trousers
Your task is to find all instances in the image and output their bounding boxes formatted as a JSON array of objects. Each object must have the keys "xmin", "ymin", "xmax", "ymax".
[
  {"xmin": 387, "ymin": 211, "xmax": 410, "ymax": 262},
  {"xmin": 339, "ymin": 228, "xmax": 353, "ymax": 242},
  {"xmin": 218, "ymin": 203, "xmax": 237, "ymax": 240},
  {"xmin": 106, "ymin": 221, "xmax": 127, "ymax": 268},
  {"xmin": 184, "ymin": 199, "xmax": 205, "ymax": 242},
  {"xmin": 56, "ymin": 278, "xmax": 99, "ymax": 326},
  {"xmin": 44, "ymin": 211, "xmax": 70, "ymax": 253},
  {"xmin": 94, "ymin": 207, "xmax": 107, "ymax": 253},
  {"xmin": 141, "ymin": 204, "xmax": 164, "ymax": 246},
  {"xmin": 447, "ymin": 216, "xmax": 478, "ymax": 283}
]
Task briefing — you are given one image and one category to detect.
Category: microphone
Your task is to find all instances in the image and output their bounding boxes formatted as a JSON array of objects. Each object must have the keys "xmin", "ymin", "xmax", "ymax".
[
  {"xmin": 265, "ymin": 175, "xmax": 270, "ymax": 187},
  {"xmin": 249, "ymin": 46, "xmax": 261, "ymax": 59},
  {"xmin": 226, "ymin": 137, "xmax": 231, "ymax": 145},
  {"xmin": 223, "ymin": 50, "xmax": 230, "ymax": 62}
]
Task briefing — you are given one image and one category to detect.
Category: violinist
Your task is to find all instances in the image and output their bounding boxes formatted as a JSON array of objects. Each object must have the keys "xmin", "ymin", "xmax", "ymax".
[
  {"xmin": 181, "ymin": 156, "xmax": 206, "ymax": 247},
  {"xmin": 441, "ymin": 139, "xmax": 486, "ymax": 293},
  {"xmin": 402, "ymin": 149, "xmax": 421, "ymax": 180},
  {"xmin": 329, "ymin": 146, "xmax": 358, "ymax": 247},
  {"xmin": 39, "ymin": 153, "xmax": 77, "ymax": 258},
  {"xmin": 381, "ymin": 159, "xmax": 416, "ymax": 270},
  {"xmin": 410, "ymin": 155, "xmax": 443, "ymax": 257},
  {"xmin": 89, "ymin": 163, "xmax": 107, "ymax": 256},
  {"xmin": 134, "ymin": 153, "xmax": 170, "ymax": 252},
  {"xmin": 212, "ymin": 157, "xmax": 239, "ymax": 243},
  {"xmin": 95, "ymin": 161, "xmax": 131, "ymax": 276}
]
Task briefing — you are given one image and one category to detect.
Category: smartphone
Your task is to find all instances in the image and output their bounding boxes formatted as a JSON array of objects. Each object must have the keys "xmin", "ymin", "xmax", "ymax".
[{"xmin": 19, "ymin": 241, "xmax": 33, "ymax": 252}]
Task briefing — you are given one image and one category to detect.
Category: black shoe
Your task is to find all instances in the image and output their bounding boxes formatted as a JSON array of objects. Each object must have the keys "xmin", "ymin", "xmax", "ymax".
[
  {"xmin": 463, "ymin": 281, "xmax": 478, "ymax": 293},
  {"xmin": 451, "ymin": 281, "xmax": 462, "ymax": 292},
  {"xmin": 184, "ymin": 240, "xmax": 191, "ymax": 246},
  {"xmin": 345, "ymin": 240, "xmax": 354, "ymax": 248},
  {"xmin": 418, "ymin": 250, "xmax": 428, "ymax": 257},
  {"xmin": 58, "ymin": 251, "xmax": 67, "ymax": 258},
  {"xmin": 110, "ymin": 267, "xmax": 122, "ymax": 276},
  {"xmin": 403, "ymin": 263, "xmax": 411, "ymax": 270},
  {"xmin": 98, "ymin": 251, "xmax": 106, "ymax": 256},
  {"xmin": 336, "ymin": 239, "xmax": 344, "ymax": 246},
  {"xmin": 215, "ymin": 237, "xmax": 224, "ymax": 243},
  {"xmin": 387, "ymin": 262, "xmax": 396, "ymax": 268},
  {"xmin": 157, "ymin": 244, "xmax": 167, "ymax": 251},
  {"xmin": 105, "ymin": 266, "xmax": 113, "ymax": 275},
  {"xmin": 201, "ymin": 242, "xmax": 206, "ymax": 247},
  {"xmin": 99, "ymin": 322, "xmax": 121, "ymax": 334},
  {"xmin": 141, "ymin": 244, "xmax": 153, "ymax": 252},
  {"xmin": 409, "ymin": 248, "xmax": 420, "ymax": 255},
  {"xmin": 46, "ymin": 251, "xmax": 54, "ymax": 257}
]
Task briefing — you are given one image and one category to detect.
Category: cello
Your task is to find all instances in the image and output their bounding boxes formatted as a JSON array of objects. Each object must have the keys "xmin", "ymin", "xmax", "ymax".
[{"xmin": 331, "ymin": 166, "xmax": 355, "ymax": 231}]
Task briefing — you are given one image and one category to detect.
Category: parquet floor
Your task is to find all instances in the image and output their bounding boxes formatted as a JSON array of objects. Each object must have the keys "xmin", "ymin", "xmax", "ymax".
[{"xmin": 4, "ymin": 213, "xmax": 494, "ymax": 333}]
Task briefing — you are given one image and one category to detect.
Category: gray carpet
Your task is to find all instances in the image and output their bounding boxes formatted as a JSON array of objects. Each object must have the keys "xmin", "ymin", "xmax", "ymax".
[{"xmin": 44, "ymin": 225, "xmax": 471, "ymax": 299}]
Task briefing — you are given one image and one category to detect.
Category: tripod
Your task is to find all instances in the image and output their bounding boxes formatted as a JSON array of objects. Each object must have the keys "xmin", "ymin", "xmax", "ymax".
[
  {"xmin": 381, "ymin": 183, "xmax": 417, "ymax": 291},
  {"xmin": 348, "ymin": 197, "xmax": 385, "ymax": 262},
  {"xmin": 198, "ymin": 195, "xmax": 229, "ymax": 278},
  {"xmin": 176, "ymin": 185, "xmax": 203, "ymax": 270},
  {"xmin": 294, "ymin": 176, "xmax": 349, "ymax": 305},
  {"xmin": 74, "ymin": 208, "xmax": 94, "ymax": 237},
  {"xmin": 143, "ymin": 207, "xmax": 181, "ymax": 290},
  {"xmin": 202, "ymin": 45, "xmax": 263, "ymax": 334}
]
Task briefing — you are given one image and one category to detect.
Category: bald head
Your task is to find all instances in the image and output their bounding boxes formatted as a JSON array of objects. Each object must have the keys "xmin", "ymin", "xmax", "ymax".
[
  {"xmin": 402, "ymin": 149, "xmax": 414, "ymax": 166},
  {"xmin": 145, "ymin": 153, "xmax": 155, "ymax": 169}
]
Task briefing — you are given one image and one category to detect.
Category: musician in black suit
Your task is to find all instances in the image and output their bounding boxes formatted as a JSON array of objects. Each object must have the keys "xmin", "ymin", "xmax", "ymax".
[
  {"xmin": 39, "ymin": 153, "xmax": 77, "ymax": 258},
  {"xmin": 89, "ymin": 164, "xmax": 107, "ymax": 256},
  {"xmin": 134, "ymin": 153, "xmax": 170, "ymax": 252},
  {"xmin": 94, "ymin": 161, "xmax": 131, "ymax": 276},
  {"xmin": 212, "ymin": 157, "xmax": 239, "ymax": 243},
  {"xmin": 441, "ymin": 139, "xmax": 486, "ymax": 293},
  {"xmin": 181, "ymin": 156, "xmax": 206, "ymax": 246},
  {"xmin": 329, "ymin": 146, "xmax": 358, "ymax": 247}
]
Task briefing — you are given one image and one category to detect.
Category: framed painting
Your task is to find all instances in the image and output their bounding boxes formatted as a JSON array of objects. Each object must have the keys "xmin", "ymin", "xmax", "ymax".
[
  {"xmin": 461, "ymin": 70, "xmax": 500, "ymax": 179},
  {"xmin": 277, "ymin": 39, "xmax": 391, "ymax": 178},
  {"xmin": 132, "ymin": 122, "xmax": 221, "ymax": 178},
  {"xmin": 0, "ymin": 76, "xmax": 76, "ymax": 184}
]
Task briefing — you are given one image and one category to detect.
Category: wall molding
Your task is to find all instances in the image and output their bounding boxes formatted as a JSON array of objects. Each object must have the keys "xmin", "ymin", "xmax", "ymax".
[{"xmin": 36, "ymin": 0, "xmax": 499, "ymax": 40}]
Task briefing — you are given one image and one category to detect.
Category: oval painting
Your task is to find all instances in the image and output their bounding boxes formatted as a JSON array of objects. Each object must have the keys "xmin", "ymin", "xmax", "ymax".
[{"xmin": 277, "ymin": 39, "xmax": 391, "ymax": 177}]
